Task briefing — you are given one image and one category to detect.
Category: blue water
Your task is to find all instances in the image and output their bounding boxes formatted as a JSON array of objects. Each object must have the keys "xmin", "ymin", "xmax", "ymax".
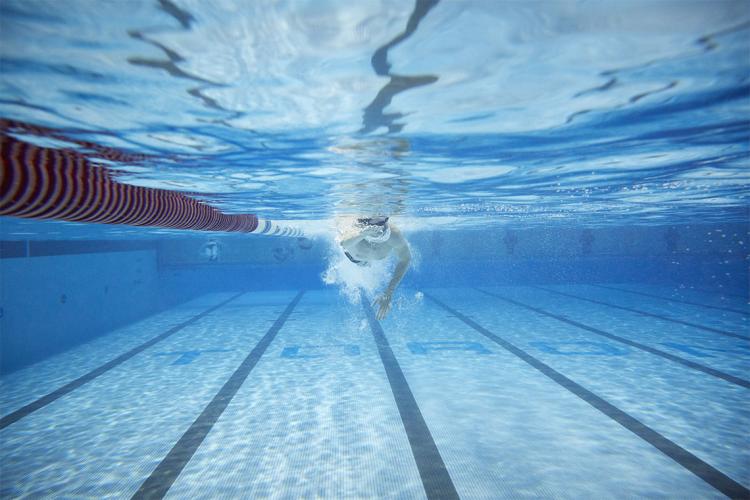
[{"xmin": 1, "ymin": 1, "xmax": 749, "ymax": 498}]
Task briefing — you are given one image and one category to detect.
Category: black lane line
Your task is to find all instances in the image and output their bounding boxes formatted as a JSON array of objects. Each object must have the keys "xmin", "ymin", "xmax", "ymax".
[
  {"xmin": 0, "ymin": 240, "xmax": 26, "ymax": 258},
  {"xmin": 589, "ymin": 283, "xmax": 750, "ymax": 317},
  {"xmin": 0, "ymin": 292, "xmax": 245, "ymax": 431},
  {"xmin": 475, "ymin": 288, "xmax": 750, "ymax": 390},
  {"xmin": 362, "ymin": 293, "xmax": 459, "ymax": 500},
  {"xmin": 132, "ymin": 290, "xmax": 304, "ymax": 500},
  {"xmin": 29, "ymin": 240, "xmax": 157, "ymax": 258},
  {"xmin": 532, "ymin": 285, "xmax": 749, "ymax": 342},
  {"xmin": 424, "ymin": 292, "xmax": 749, "ymax": 499}
]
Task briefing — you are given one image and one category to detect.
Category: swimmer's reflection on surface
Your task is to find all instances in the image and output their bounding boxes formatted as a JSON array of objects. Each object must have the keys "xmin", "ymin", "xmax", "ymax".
[{"xmin": 338, "ymin": 217, "xmax": 411, "ymax": 320}]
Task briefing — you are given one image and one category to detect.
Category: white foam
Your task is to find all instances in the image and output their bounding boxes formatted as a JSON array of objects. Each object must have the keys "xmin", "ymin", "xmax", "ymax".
[
  {"xmin": 320, "ymin": 216, "xmax": 417, "ymax": 304},
  {"xmin": 321, "ymin": 240, "xmax": 391, "ymax": 305}
]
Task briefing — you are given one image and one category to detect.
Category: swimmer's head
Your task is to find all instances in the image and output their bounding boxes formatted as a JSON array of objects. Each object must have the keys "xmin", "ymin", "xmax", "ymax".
[
  {"xmin": 357, "ymin": 216, "xmax": 389, "ymax": 227},
  {"xmin": 356, "ymin": 216, "xmax": 389, "ymax": 238}
]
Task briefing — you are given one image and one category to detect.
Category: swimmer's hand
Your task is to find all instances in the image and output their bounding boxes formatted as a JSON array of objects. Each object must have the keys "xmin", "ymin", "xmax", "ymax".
[{"xmin": 373, "ymin": 293, "xmax": 392, "ymax": 320}]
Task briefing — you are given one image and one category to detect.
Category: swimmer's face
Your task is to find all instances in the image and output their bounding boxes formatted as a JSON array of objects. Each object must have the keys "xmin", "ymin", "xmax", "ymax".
[{"xmin": 356, "ymin": 217, "xmax": 389, "ymax": 238}]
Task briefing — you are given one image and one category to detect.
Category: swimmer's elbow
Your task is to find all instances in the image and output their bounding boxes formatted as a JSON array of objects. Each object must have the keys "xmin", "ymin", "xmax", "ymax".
[{"xmin": 397, "ymin": 244, "xmax": 411, "ymax": 265}]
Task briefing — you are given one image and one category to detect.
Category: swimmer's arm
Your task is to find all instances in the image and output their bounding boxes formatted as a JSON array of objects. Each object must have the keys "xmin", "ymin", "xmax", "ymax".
[
  {"xmin": 339, "ymin": 232, "xmax": 367, "ymax": 247},
  {"xmin": 384, "ymin": 231, "xmax": 411, "ymax": 297},
  {"xmin": 374, "ymin": 239, "xmax": 410, "ymax": 320},
  {"xmin": 339, "ymin": 226, "xmax": 381, "ymax": 247}
]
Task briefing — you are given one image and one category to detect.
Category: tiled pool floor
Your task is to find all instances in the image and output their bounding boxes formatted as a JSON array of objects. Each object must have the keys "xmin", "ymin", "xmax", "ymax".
[{"xmin": 1, "ymin": 285, "xmax": 748, "ymax": 498}]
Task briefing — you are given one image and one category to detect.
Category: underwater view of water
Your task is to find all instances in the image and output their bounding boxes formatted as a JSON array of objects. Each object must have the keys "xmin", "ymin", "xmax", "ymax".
[{"xmin": 0, "ymin": 1, "xmax": 748, "ymax": 499}]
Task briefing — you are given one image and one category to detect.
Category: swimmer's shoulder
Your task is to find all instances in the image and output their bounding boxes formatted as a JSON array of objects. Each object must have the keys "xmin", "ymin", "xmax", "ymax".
[
  {"xmin": 389, "ymin": 223, "xmax": 404, "ymax": 238},
  {"xmin": 388, "ymin": 224, "xmax": 409, "ymax": 250}
]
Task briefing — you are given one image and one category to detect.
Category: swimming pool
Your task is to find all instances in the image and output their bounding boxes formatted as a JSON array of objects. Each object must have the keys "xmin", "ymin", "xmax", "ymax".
[
  {"xmin": 0, "ymin": 282, "xmax": 748, "ymax": 498},
  {"xmin": 1, "ymin": 0, "xmax": 749, "ymax": 498}
]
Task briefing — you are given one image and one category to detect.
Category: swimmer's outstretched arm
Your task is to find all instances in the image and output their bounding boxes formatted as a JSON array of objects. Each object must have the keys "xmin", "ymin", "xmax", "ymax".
[
  {"xmin": 374, "ymin": 227, "xmax": 411, "ymax": 320},
  {"xmin": 339, "ymin": 225, "xmax": 382, "ymax": 247}
]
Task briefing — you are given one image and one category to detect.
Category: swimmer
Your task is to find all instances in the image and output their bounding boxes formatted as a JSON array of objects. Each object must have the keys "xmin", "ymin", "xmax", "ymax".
[{"xmin": 339, "ymin": 216, "xmax": 411, "ymax": 320}]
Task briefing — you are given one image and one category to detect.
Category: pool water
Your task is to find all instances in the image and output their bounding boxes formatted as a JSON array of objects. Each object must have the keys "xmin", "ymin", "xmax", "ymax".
[
  {"xmin": 1, "ymin": 0, "xmax": 749, "ymax": 498},
  {"xmin": 1, "ymin": 284, "xmax": 747, "ymax": 498}
]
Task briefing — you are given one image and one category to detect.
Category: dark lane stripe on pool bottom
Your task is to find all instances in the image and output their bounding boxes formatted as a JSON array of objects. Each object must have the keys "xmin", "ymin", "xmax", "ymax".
[
  {"xmin": 362, "ymin": 292, "xmax": 459, "ymax": 500},
  {"xmin": 532, "ymin": 285, "xmax": 749, "ymax": 341},
  {"xmin": 588, "ymin": 283, "xmax": 750, "ymax": 317},
  {"xmin": 0, "ymin": 292, "xmax": 246, "ymax": 431},
  {"xmin": 425, "ymin": 292, "xmax": 749, "ymax": 499},
  {"xmin": 478, "ymin": 288, "xmax": 750, "ymax": 390},
  {"xmin": 132, "ymin": 290, "xmax": 305, "ymax": 500}
]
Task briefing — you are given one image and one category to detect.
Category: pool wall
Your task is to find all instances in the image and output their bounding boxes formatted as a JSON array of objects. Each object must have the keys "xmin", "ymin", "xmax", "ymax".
[{"xmin": 1, "ymin": 221, "xmax": 746, "ymax": 374}]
